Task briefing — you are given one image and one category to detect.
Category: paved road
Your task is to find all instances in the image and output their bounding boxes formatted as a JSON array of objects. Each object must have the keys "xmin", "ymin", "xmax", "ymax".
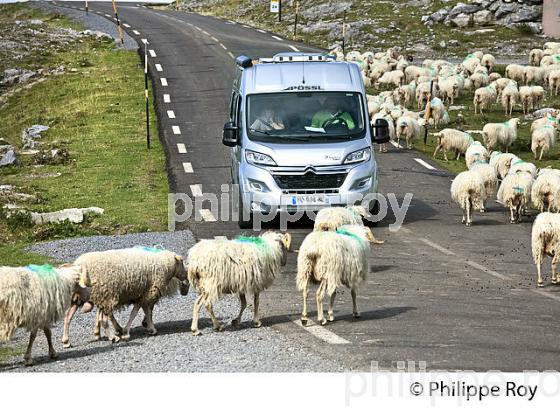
[{"xmin": 24, "ymin": 1, "xmax": 560, "ymax": 372}]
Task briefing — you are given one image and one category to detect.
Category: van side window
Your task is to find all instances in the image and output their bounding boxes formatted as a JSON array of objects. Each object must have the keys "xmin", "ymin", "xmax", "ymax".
[{"xmin": 229, "ymin": 92, "xmax": 237, "ymax": 121}]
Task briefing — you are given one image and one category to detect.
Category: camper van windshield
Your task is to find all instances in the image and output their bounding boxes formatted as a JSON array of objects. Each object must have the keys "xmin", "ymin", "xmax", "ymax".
[{"xmin": 246, "ymin": 92, "xmax": 365, "ymax": 142}]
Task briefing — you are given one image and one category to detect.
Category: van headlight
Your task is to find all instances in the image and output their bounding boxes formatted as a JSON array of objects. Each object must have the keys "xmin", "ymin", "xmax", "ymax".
[
  {"xmin": 246, "ymin": 150, "xmax": 277, "ymax": 166},
  {"xmin": 344, "ymin": 148, "xmax": 371, "ymax": 164}
]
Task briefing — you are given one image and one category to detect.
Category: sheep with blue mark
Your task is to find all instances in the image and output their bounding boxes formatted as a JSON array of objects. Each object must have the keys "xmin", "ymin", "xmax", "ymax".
[
  {"xmin": 313, "ymin": 205, "xmax": 385, "ymax": 244},
  {"xmin": 0, "ymin": 264, "xmax": 85, "ymax": 365},
  {"xmin": 480, "ymin": 118, "xmax": 520, "ymax": 153},
  {"xmin": 297, "ymin": 225, "xmax": 375, "ymax": 325},
  {"xmin": 465, "ymin": 141, "xmax": 489, "ymax": 170},
  {"xmin": 470, "ymin": 161, "xmax": 498, "ymax": 212},
  {"xmin": 497, "ymin": 170, "xmax": 534, "ymax": 223},
  {"xmin": 489, "ymin": 151, "xmax": 519, "ymax": 180},
  {"xmin": 186, "ymin": 232, "xmax": 292, "ymax": 335}
]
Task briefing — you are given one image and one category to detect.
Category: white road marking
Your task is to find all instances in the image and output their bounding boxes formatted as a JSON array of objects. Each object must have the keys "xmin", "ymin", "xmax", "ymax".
[
  {"xmin": 257, "ymin": 29, "xmax": 265, "ymax": 33},
  {"xmin": 149, "ymin": 49, "xmax": 157, "ymax": 58},
  {"xmin": 202, "ymin": 30, "xmax": 210, "ymax": 35},
  {"xmin": 465, "ymin": 260, "xmax": 509, "ymax": 281},
  {"xmin": 123, "ymin": 23, "xmax": 131, "ymax": 28},
  {"xmin": 160, "ymin": 78, "xmax": 168, "ymax": 86},
  {"xmin": 271, "ymin": 35, "xmax": 283, "ymax": 41},
  {"xmin": 133, "ymin": 30, "xmax": 140, "ymax": 35},
  {"xmin": 195, "ymin": 26, "xmax": 202, "ymax": 31},
  {"xmin": 177, "ymin": 143, "xmax": 187, "ymax": 154},
  {"xmin": 219, "ymin": 43, "xmax": 227, "ymax": 50},
  {"xmin": 228, "ymin": 51, "xmax": 235, "ymax": 59},
  {"xmin": 242, "ymin": 24, "xmax": 250, "ymax": 28},
  {"xmin": 105, "ymin": 13, "xmax": 111, "ymax": 17},
  {"xmin": 227, "ymin": 20, "xmax": 236, "ymax": 24},
  {"xmin": 167, "ymin": 110, "xmax": 175, "ymax": 119},
  {"xmin": 190, "ymin": 184, "xmax": 203, "ymax": 197},
  {"xmin": 420, "ymin": 238, "xmax": 455, "ymax": 256},
  {"xmin": 199, "ymin": 209, "xmax": 217, "ymax": 222},
  {"xmin": 155, "ymin": 64, "xmax": 163, "ymax": 72},
  {"xmin": 414, "ymin": 158, "xmax": 437, "ymax": 171},
  {"xmin": 210, "ymin": 36, "xmax": 219, "ymax": 42},
  {"xmin": 183, "ymin": 162, "xmax": 193, "ymax": 173},
  {"xmin": 531, "ymin": 289, "xmax": 560, "ymax": 302},
  {"xmin": 390, "ymin": 140, "xmax": 403, "ymax": 149},
  {"xmin": 163, "ymin": 94, "xmax": 171, "ymax": 103},
  {"xmin": 141, "ymin": 38, "xmax": 148, "ymax": 44},
  {"xmin": 289, "ymin": 45, "xmax": 300, "ymax": 52},
  {"xmin": 292, "ymin": 319, "xmax": 351, "ymax": 345},
  {"xmin": 172, "ymin": 125, "xmax": 181, "ymax": 135}
]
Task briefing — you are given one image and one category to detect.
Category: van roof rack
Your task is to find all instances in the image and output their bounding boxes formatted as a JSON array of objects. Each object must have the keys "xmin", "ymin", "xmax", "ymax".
[{"xmin": 259, "ymin": 53, "xmax": 335, "ymax": 64}]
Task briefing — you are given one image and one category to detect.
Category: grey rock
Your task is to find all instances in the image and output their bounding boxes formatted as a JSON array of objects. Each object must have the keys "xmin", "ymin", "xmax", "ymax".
[
  {"xmin": 429, "ymin": 8, "xmax": 449, "ymax": 23},
  {"xmin": 21, "ymin": 124, "xmax": 49, "ymax": 149},
  {"xmin": 0, "ymin": 68, "xmax": 36, "ymax": 86},
  {"xmin": 448, "ymin": 2, "xmax": 482, "ymax": 18},
  {"xmin": 0, "ymin": 149, "xmax": 20, "ymax": 167},
  {"xmin": 301, "ymin": 2, "xmax": 351, "ymax": 20},
  {"xmin": 82, "ymin": 29, "xmax": 113, "ymax": 41},
  {"xmin": 499, "ymin": 5, "xmax": 542, "ymax": 24},
  {"xmin": 30, "ymin": 207, "xmax": 104, "ymax": 225},
  {"xmin": 473, "ymin": 10, "xmax": 493, "ymax": 25},
  {"xmin": 495, "ymin": 3, "xmax": 519, "ymax": 20},
  {"xmin": 449, "ymin": 13, "xmax": 472, "ymax": 27}
]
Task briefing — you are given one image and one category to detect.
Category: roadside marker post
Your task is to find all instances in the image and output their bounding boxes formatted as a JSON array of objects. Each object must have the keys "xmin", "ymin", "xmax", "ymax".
[
  {"xmin": 85, "ymin": 0, "xmax": 88, "ymax": 14},
  {"xmin": 293, "ymin": 0, "xmax": 299, "ymax": 40},
  {"xmin": 111, "ymin": 0, "xmax": 125, "ymax": 45},
  {"xmin": 143, "ymin": 39, "xmax": 151, "ymax": 149},
  {"xmin": 342, "ymin": 10, "xmax": 346, "ymax": 56},
  {"xmin": 423, "ymin": 79, "xmax": 434, "ymax": 147}
]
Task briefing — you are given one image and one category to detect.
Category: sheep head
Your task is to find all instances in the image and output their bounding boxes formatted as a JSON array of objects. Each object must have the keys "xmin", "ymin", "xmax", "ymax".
[{"xmin": 173, "ymin": 254, "xmax": 189, "ymax": 282}]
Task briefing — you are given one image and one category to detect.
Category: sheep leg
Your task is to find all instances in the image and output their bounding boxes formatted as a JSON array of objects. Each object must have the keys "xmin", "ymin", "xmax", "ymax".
[
  {"xmin": 23, "ymin": 329, "xmax": 38, "ymax": 366},
  {"xmin": 121, "ymin": 303, "xmax": 142, "ymax": 341},
  {"xmin": 205, "ymin": 302, "xmax": 223, "ymax": 332},
  {"xmin": 351, "ymin": 289, "xmax": 361, "ymax": 319},
  {"xmin": 43, "ymin": 327, "xmax": 57, "ymax": 360},
  {"xmin": 101, "ymin": 312, "xmax": 120, "ymax": 343},
  {"xmin": 62, "ymin": 303, "xmax": 78, "ymax": 348},
  {"xmin": 539, "ymin": 146, "xmax": 545, "ymax": 161},
  {"xmin": 252, "ymin": 293, "xmax": 262, "ymax": 328},
  {"xmin": 191, "ymin": 294, "xmax": 206, "ymax": 336},
  {"xmin": 327, "ymin": 291, "xmax": 336, "ymax": 322},
  {"xmin": 301, "ymin": 281, "xmax": 309, "ymax": 326},
  {"xmin": 110, "ymin": 313, "xmax": 124, "ymax": 336},
  {"xmin": 551, "ymin": 254, "xmax": 559, "ymax": 285},
  {"xmin": 536, "ymin": 254, "xmax": 544, "ymax": 287},
  {"xmin": 93, "ymin": 309, "xmax": 101, "ymax": 341},
  {"xmin": 143, "ymin": 304, "xmax": 157, "ymax": 336},
  {"xmin": 316, "ymin": 280, "xmax": 327, "ymax": 326},
  {"xmin": 232, "ymin": 293, "xmax": 247, "ymax": 327},
  {"xmin": 444, "ymin": 149, "xmax": 449, "ymax": 162},
  {"xmin": 466, "ymin": 198, "xmax": 472, "ymax": 227},
  {"xmin": 510, "ymin": 206, "xmax": 516, "ymax": 224},
  {"xmin": 432, "ymin": 144, "xmax": 440, "ymax": 159}
]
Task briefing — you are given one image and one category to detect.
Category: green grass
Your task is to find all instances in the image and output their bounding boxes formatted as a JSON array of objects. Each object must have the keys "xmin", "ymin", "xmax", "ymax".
[
  {"xmin": 0, "ymin": 4, "xmax": 168, "ymax": 266},
  {"xmin": 0, "ymin": 346, "xmax": 24, "ymax": 365}
]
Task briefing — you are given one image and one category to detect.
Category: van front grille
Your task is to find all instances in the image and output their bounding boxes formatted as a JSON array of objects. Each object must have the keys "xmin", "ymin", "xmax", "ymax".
[{"xmin": 273, "ymin": 172, "xmax": 347, "ymax": 190}]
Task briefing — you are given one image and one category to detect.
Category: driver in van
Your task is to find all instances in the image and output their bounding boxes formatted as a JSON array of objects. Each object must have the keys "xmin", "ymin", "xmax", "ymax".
[
  {"xmin": 250, "ymin": 107, "xmax": 284, "ymax": 131},
  {"xmin": 310, "ymin": 97, "xmax": 356, "ymax": 130}
]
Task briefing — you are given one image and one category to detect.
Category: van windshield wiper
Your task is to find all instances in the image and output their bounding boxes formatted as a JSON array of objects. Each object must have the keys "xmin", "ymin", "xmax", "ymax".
[{"xmin": 249, "ymin": 128, "xmax": 272, "ymax": 136}]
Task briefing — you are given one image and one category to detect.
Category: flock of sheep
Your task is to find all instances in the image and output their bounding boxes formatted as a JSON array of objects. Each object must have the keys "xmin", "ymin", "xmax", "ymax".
[{"xmin": 0, "ymin": 206, "xmax": 383, "ymax": 366}]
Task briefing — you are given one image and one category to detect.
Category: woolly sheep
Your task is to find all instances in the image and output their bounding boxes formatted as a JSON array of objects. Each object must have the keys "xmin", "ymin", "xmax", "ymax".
[
  {"xmin": 462, "ymin": 55, "xmax": 481, "ymax": 76},
  {"xmin": 450, "ymin": 170, "xmax": 486, "ymax": 226},
  {"xmin": 429, "ymin": 97, "xmax": 447, "ymax": 129},
  {"xmin": 0, "ymin": 264, "xmax": 84, "ymax": 365},
  {"xmin": 524, "ymin": 66, "xmax": 545, "ymax": 85},
  {"xmin": 378, "ymin": 70, "xmax": 405, "ymax": 87},
  {"xmin": 481, "ymin": 54, "xmax": 495, "ymax": 73},
  {"xmin": 396, "ymin": 115, "xmax": 422, "ymax": 149},
  {"xmin": 482, "ymin": 118, "xmax": 520, "ymax": 153},
  {"xmin": 490, "ymin": 151, "xmax": 519, "ymax": 180},
  {"xmin": 470, "ymin": 72, "xmax": 489, "ymax": 89},
  {"xmin": 531, "ymin": 125, "xmax": 557, "ymax": 160},
  {"xmin": 470, "ymin": 162, "xmax": 498, "ymax": 212},
  {"xmin": 187, "ymin": 232, "xmax": 291, "ymax": 335},
  {"xmin": 501, "ymin": 82, "xmax": 519, "ymax": 116},
  {"xmin": 529, "ymin": 49, "xmax": 544, "ymax": 66},
  {"xmin": 465, "ymin": 141, "xmax": 489, "ymax": 169},
  {"xmin": 549, "ymin": 70, "xmax": 560, "ymax": 96},
  {"xmin": 532, "ymin": 212, "xmax": 560, "ymax": 286},
  {"xmin": 416, "ymin": 81, "xmax": 434, "ymax": 109},
  {"xmin": 519, "ymin": 85, "xmax": 544, "ymax": 114},
  {"xmin": 509, "ymin": 158, "xmax": 538, "ymax": 178},
  {"xmin": 297, "ymin": 225, "xmax": 375, "ymax": 325},
  {"xmin": 494, "ymin": 78, "xmax": 516, "ymax": 99},
  {"xmin": 313, "ymin": 206, "xmax": 384, "ymax": 244},
  {"xmin": 439, "ymin": 77, "xmax": 459, "ymax": 105},
  {"xmin": 473, "ymin": 85, "xmax": 497, "ymax": 115},
  {"xmin": 531, "ymin": 169, "xmax": 560, "ymax": 212},
  {"xmin": 498, "ymin": 171, "xmax": 534, "ymax": 223},
  {"xmin": 433, "ymin": 129, "xmax": 474, "ymax": 161},
  {"xmin": 505, "ymin": 64, "xmax": 525, "ymax": 83},
  {"xmin": 74, "ymin": 247, "xmax": 188, "ymax": 343},
  {"xmin": 531, "ymin": 86, "xmax": 545, "ymax": 110},
  {"xmin": 489, "ymin": 72, "xmax": 502, "ymax": 82}
]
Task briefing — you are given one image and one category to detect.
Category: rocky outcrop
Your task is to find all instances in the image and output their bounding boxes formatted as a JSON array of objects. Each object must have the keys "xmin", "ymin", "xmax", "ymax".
[{"xmin": 423, "ymin": 1, "xmax": 543, "ymax": 33}]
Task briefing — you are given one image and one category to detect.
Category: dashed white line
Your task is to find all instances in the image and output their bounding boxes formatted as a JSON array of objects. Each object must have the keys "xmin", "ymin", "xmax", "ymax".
[
  {"xmin": 257, "ymin": 29, "xmax": 265, "ymax": 33},
  {"xmin": 160, "ymin": 78, "xmax": 168, "ymax": 86},
  {"xmin": 227, "ymin": 20, "xmax": 236, "ymax": 24},
  {"xmin": 420, "ymin": 238, "xmax": 455, "ymax": 256},
  {"xmin": 465, "ymin": 260, "xmax": 509, "ymax": 281},
  {"xmin": 172, "ymin": 126, "xmax": 181, "ymax": 135},
  {"xmin": 123, "ymin": 23, "xmax": 131, "ymax": 28},
  {"xmin": 219, "ymin": 43, "xmax": 227, "ymax": 50},
  {"xmin": 133, "ymin": 30, "xmax": 140, "ymax": 35},
  {"xmin": 104, "ymin": 13, "xmax": 111, "ymax": 17},
  {"xmin": 167, "ymin": 110, "xmax": 176, "ymax": 119},
  {"xmin": 155, "ymin": 64, "xmax": 163, "ymax": 72},
  {"xmin": 228, "ymin": 51, "xmax": 235, "ymax": 59},
  {"xmin": 182, "ymin": 162, "xmax": 193, "ymax": 173},
  {"xmin": 149, "ymin": 49, "xmax": 157, "ymax": 58},
  {"xmin": 289, "ymin": 45, "xmax": 300, "ymax": 52},
  {"xmin": 195, "ymin": 26, "xmax": 202, "ymax": 31},
  {"xmin": 190, "ymin": 184, "xmax": 203, "ymax": 197},
  {"xmin": 390, "ymin": 140, "xmax": 403, "ymax": 149},
  {"xmin": 531, "ymin": 289, "xmax": 560, "ymax": 302},
  {"xmin": 414, "ymin": 158, "xmax": 437, "ymax": 171},
  {"xmin": 141, "ymin": 38, "xmax": 148, "ymax": 44},
  {"xmin": 210, "ymin": 36, "xmax": 219, "ymax": 42},
  {"xmin": 199, "ymin": 209, "xmax": 217, "ymax": 222},
  {"xmin": 271, "ymin": 35, "xmax": 283, "ymax": 41},
  {"xmin": 163, "ymin": 94, "xmax": 171, "ymax": 103},
  {"xmin": 177, "ymin": 143, "xmax": 187, "ymax": 154},
  {"xmin": 292, "ymin": 319, "xmax": 351, "ymax": 345},
  {"xmin": 242, "ymin": 24, "xmax": 250, "ymax": 29}
]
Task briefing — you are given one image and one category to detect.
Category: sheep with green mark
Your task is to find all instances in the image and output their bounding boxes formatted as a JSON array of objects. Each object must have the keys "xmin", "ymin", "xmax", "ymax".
[
  {"xmin": 465, "ymin": 141, "xmax": 489, "ymax": 170},
  {"xmin": 489, "ymin": 151, "xmax": 519, "ymax": 180},
  {"xmin": 480, "ymin": 118, "xmax": 519, "ymax": 153},
  {"xmin": 508, "ymin": 159, "xmax": 537, "ymax": 178},
  {"xmin": 498, "ymin": 171, "xmax": 534, "ymax": 223},
  {"xmin": 297, "ymin": 225, "xmax": 375, "ymax": 325},
  {"xmin": 0, "ymin": 264, "xmax": 85, "ymax": 366},
  {"xmin": 473, "ymin": 84, "xmax": 497, "ymax": 115},
  {"xmin": 187, "ymin": 232, "xmax": 292, "ymax": 335},
  {"xmin": 313, "ymin": 205, "xmax": 384, "ymax": 244},
  {"xmin": 531, "ymin": 124, "xmax": 557, "ymax": 161}
]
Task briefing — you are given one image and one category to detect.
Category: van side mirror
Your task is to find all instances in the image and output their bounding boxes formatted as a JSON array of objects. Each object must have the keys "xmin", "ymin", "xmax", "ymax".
[
  {"xmin": 371, "ymin": 118, "xmax": 390, "ymax": 144},
  {"xmin": 222, "ymin": 122, "xmax": 239, "ymax": 147}
]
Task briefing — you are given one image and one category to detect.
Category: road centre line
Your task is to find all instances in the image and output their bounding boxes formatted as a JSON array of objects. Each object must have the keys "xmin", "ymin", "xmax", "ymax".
[
  {"xmin": 465, "ymin": 260, "xmax": 509, "ymax": 281},
  {"xmin": 160, "ymin": 78, "xmax": 168, "ymax": 86},
  {"xmin": 292, "ymin": 319, "xmax": 350, "ymax": 345},
  {"xmin": 531, "ymin": 289, "xmax": 560, "ymax": 302},
  {"xmin": 420, "ymin": 238, "xmax": 455, "ymax": 256},
  {"xmin": 177, "ymin": 143, "xmax": 187, "ymax": 154},
  {"xmin": 228, "ymin": 51, "xmax": 235, "ymax": 59},
  {"xmin": 414, "ymin": 158, "xmax": 437, "ymax": 171},
  {"xmin": 289, "ymin": 45, "xmax": 300, "ymax": 52},
  {"xmin": 163, "ymin": 94, "xmax": 171, "ymax": 103},
  {"xmin": 172, "ymin": 126, "xmax": 181, "ymax": 135},
  {"xmin": 123, "ymin": 23, "xmax": 131, "ymax": 28},
  {"xmin": 199, "ymin": 209, "xmax": 217, "ymax": 222},
  {"xmin": 155, "ymin": 64, "xmax": 163, "ymax": 72},
  {"xmin": 183, "ymin": 162, "xmax": 193, "ymax": 173},
  {"xmin": 257, "ymin": 29, "xmax": 265, "ymax": 33},
  {"xmin": 133, "ymin": 30, "xmax": 140, "ymax": 35},
  {"xmin": 271, "ymin": 35, "xmax": 283, "ymax": 41},
  {"xmin": 149, "ymin": 49, "xmax": 157, "ymax": 58},
  {"xmin": 190, "ymin": 184, "xmax": 203, "ymax": 197},
  {"xmin": 211, "ymin": 36, "xmax": 219, "ymax": 42},
  {"xmin": 167, "ymin": 110, "xmax": 175, "ymax": 119},
  {"xmin": 390, "ymin": 140, "xmax": 403, "ymax": 149},
  {"xmin": 219, "ymin": 43, "xmax": 227, "ymax": 50}
]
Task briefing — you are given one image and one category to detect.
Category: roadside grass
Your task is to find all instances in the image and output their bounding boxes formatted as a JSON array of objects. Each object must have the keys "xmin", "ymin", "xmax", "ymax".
[
  {"xmin": 0, "ymin": 346, "xmax": 24, "ymax": 365},
  {"xmin": 0, "ymin": 5, "xmax": 167, "ymax": 266}
]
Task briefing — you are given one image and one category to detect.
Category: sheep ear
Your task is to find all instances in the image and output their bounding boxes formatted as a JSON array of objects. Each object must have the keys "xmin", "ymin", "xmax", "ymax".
[
  {"xmin": 175, "ymin": 255, "xmax": 183, "ymax": 262},
  {"xmin": 282, "ymin": 233, "xmax": 292, "ymax": 251},
  {"xmin": 365, "ymin": 228, "xmax": 376, "ymax": 242}
]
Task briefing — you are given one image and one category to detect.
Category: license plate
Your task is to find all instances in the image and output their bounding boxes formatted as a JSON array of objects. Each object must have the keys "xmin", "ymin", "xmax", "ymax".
[{"xmin": 291, "ymin": 195, "xmax": 330, "ymax": 206}]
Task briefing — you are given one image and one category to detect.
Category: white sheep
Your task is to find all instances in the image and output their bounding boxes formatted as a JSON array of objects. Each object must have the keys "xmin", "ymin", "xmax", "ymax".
[
  {"xmin": 187, "ymin": 232, "xmax": 291, "ymax": 335},
  {"xmin": 313, "ymin": 206, "xmax": 384, "ymax": 244},
  {"xmin": 429, "ymin": 97, "xmax": 447, "ymax": 129},
  {"xmin": 439, "ymin": 77, "xmax": 459, "ymax": 105},
  {"xmin": 501, "ymin": 82, "xmax": 520, "ymax": 116},
  {"xmin": 531, "ymin": 86, "xmax": 545, "ymax": 110},
  {"xmin": 481, "ymin": 54, "xmax": 496, "ymax": 73},
  {"xmin": 473, "ymin": 85, "xmax": 497, "ymax": 115},
  {"xmin": 549, "ymin": 70, "xmax": 560, "ymax": 96},
  {"xmin": 471, "ymin": 162, "xmax": 498, "ymax": 212},
  {"xmin": 481, "ymin": 118, "xmax": 520, "ymax": 153},
  {"xmin": 416, "ymin": 81, "xmax": 433, "ymax": 109},
  {"xmin": 433, "ymin": 129, "xmax": 474, "ymax": 161},
  {"xmin": 0, "ymin": 264, "xmax": 84, "ymax": 365},
  {"xmin": 465, "ymin": 141, "xmax": 489, "ymax": 169},
  {"xmin": 531, "ymin": 125, "xmax": 557, "ymax": 160},
  {"xmin": 450, "ymin": 170, "xmax": 486, "ymax": 226},
  {"xmin": 489, "ymin": 151, "xmax": 519, "ymax": 179},
  {"xmin": 524, "ymin": 66, "xmax": 545, "ymax": 85},
  {"xmin": 74, "ymin": 247, "xmax": 188, "ymax": 343},
  {"xmin": 531, "ymin": 169, "xmax": 560, "ymax": 212},
  {"xmin": 505, "ymin": 63, "xmax": 526, "ymax": 83},
  {"xmin": 529, "ymin": 49, "xmax": 544, "ymax": 66},
  {"xmin": 519, "ymin": 86, "xmax": 534, "ymax": 114},
  {"xmin": 489, "ymin": 72, "xmax": 502, "ymax": 82},
  {"xmin": 532, "ymin": 212, "xmax": 560, "ymax": 286},
  {"xmin": 297, "ymin": 225, "xmax": 375, "ymax": 325},
  {"xmin": 494, "ymin": 78, "xmax": 516, "ymax": 99},
  {"xmin": 378, "ymin": 70, "xmax": 405, "ymax": 87},
  {"xmin": 509, "ymin": 158, "xmax": 538, "ymax": 178},
  {"xmin": 470, "ymin": 71, "xmax": 489, "ymax": 89},
  {"xmin": 396, "ymin": 115, "xmax": 422, "ymax": 149},
  {"xmin": 497, "ymin": 171, "xmax": 534, "ymax": 223},
  {"xmin": 462, "ymin": 55, "xmax": 481, "ymax": 76}
]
